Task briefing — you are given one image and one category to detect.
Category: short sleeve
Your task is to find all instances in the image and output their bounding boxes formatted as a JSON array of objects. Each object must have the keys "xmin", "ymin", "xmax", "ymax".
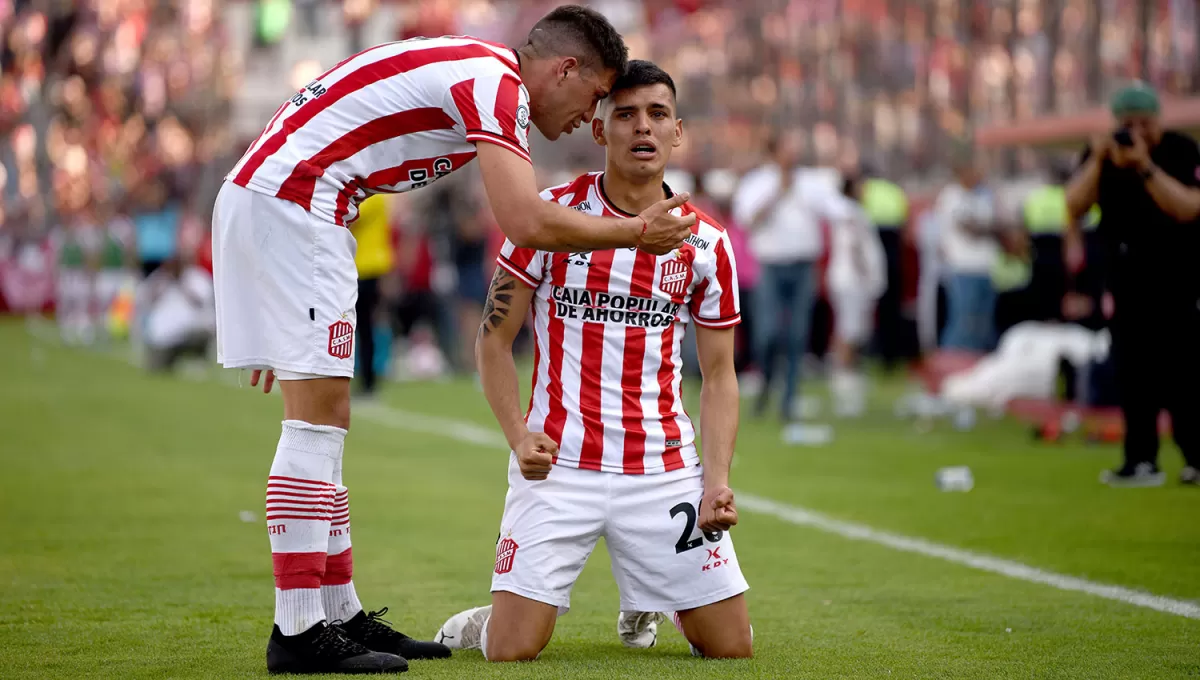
[
  {"xmin": 689, "ymin": 231, "xmax": 741, "ymax": 329},
  {"xmin": 449, "ymin": 73, "xmax": 532, "ymax": 164},
  {"xmin": 496, "ymin": 239, "xmax": 543, "ymax": 289}
]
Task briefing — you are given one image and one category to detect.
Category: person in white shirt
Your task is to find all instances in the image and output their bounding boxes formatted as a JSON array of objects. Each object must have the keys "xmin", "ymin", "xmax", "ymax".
[
  {"xmin": 137, "ymin": 257, "xmax": 216, "ymax": 371},
  {"xmin": 934, "ymin": 155, "xmax": 1000, "ymax": 351},
  {"xmin": 825, "ymin": 174, "xmax": 886, "ymax": 417},
  {"xmin": 732, "ymin": 134, "xmax": 825, "ymax": 421}
]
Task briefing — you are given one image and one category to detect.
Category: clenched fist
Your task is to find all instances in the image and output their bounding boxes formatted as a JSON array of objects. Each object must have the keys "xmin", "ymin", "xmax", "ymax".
[
  {"xmin": 637, "ymin": 192, "xmax": 697, "ymax": 255},
  {"xmin": 699, "ymin": 485, "xmax": 739, "ymax": 532},
  {"xmin": 517, "ymin": 432, "xmax": 559, "ymax": 481}
]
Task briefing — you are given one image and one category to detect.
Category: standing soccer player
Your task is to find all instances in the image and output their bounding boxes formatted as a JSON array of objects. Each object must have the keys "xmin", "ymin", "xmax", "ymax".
[
  {"xmin": 436, "ymin": 61, "xmax": 753, "ymax": 661},
  {"xmin": 213, "ymin": 7, "xmax": 698, "ymax": 675}
]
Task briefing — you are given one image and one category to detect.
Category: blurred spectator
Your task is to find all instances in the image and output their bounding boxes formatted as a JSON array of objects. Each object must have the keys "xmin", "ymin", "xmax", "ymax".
[
  {"xmin": 1066, "ymin": 82, "xmax": 1200, "ymax": 487},
  {"xmin": 934, "ymin": 146, "xmax": 1000, "ymax": 352},
  {"xmin": 350, "ymin": 194, "xmax": 394, "ymax": 398},
  {"xmin": 137, "ymin": 255, "xmax": 215, "ymax": 372},
  {"xmin": 732, "ymin": 132, "xmax": 823, "ymax": 423},
  {"xmin": 860, "ymin": 174, "xmax": 912, "ymax": 369},
  {"xmin": 826, "ymin": 173, "xmax": 886, "ymax": 418}
]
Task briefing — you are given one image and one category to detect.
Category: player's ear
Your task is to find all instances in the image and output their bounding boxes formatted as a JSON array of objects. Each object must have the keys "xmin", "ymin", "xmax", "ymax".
[
  {"xmin": 557, "ymin": 56, "xmax": 578, "ymax": 82},
  {"xmin": 592, "ymin": 117, "xmax": 607, "ymax": 147},
  {"xmin": 672, "ymin": 117, "xmax": 684, "ymax": 149}
]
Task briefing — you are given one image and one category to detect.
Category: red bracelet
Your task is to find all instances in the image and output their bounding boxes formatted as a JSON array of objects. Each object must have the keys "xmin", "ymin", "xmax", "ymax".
[{"xmin": 637, "ymin": 216, "xmax": 648, "ymax": 242}]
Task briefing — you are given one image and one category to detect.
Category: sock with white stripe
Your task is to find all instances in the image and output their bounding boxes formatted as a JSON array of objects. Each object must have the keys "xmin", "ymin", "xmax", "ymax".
[
  {"xmin": 266, "ymin": 420, "xmax": 345, "ymax": 636},
  {"xmin": 322, "ymin": 451, "xmax": 363, "ymax": 624}
]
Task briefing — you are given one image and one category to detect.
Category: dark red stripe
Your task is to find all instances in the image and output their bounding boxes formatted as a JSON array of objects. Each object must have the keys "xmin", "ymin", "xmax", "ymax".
[
  {"xmin": 268, "ymin": 476, "xmax": 335, "ymax": 487},
  {"xmin": 333, "ymin": 179, "xmax": 362, "ymax": 226},
  {"xmin": 247, "ymin": 100, "xmax": 289, "ymax": 154},
  {"xmin": 234, "ymin": 44, "xmax": 502, "ymax": 187},
  {"xmin": 323, "ymin": 548, "xmax": 353, "ymax": 586},
  {"xmin": 265, "ymin": 490, "xmax": 337, "ymax": 499},
  {"xmin": 620, "ymin": 250, "xmax": 660, "ymax": 474},
  {"xmin": 542, "ymin": 254, "xmax": 570, "ymax": 458},
  {"xmin": 714, "ymin": 235, "xmax": 738, "ymax": 318},
  {"xmin": 577, "ymin": 249, "xmax": 614, "ymax": 471},
  {"xmin": 451, "ymin": 79, "xmax": 481, "ymax": 131},
  {"xmin": 657, "ymin": 322, "xmax": 684, "ymax": 470},
  {"xmin": 275, "ymin": 107, "xmax": 456, "ymax": 210},
  {"xmin": 494, "ymin": 73, "xmax": 521, "ymax": 141},
  {"xmin": 361, "ymin": 151, "xmax": 478, "ymax": 191},
  {"xmin": 273, "ymin": 551, "xmax": 327, "ymax": 590},
  {"xmin": 266, "ymin": 502, "xmax": 336, "ymax": 511}
]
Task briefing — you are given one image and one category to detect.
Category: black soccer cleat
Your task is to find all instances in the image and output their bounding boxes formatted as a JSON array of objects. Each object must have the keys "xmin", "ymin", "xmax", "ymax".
[
  {"xmin": 339, "ymin": 608, "xmax": 452, "ymax": 660},
  {"xmin": 267, "ymin": 621, "xmax": 409, "ymax": 674}
]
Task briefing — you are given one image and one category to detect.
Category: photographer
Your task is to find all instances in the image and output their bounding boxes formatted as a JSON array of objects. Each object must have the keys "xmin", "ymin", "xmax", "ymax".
[{"xmin": 1065, "ymin": 83, "xmax": 1200, "ymax": 487}]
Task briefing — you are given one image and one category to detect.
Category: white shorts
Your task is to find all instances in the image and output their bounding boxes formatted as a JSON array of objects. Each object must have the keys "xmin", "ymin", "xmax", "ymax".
[
  {"xmin": 831, "ymin": 290, "xmax": 875, "ymax": 346},
  {"xmin": 491, "ymin": 456, "xmax": 749, "ymax": 614},
  {"xmin": 212, "ymin": 182, "xmax": 359, "ymax": 378}
]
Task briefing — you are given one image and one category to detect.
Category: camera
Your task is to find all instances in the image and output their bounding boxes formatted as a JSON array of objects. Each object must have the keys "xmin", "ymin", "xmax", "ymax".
[{"xmin": 1113, "ymin": 128, "xmax": 1135, "ymax": 147}]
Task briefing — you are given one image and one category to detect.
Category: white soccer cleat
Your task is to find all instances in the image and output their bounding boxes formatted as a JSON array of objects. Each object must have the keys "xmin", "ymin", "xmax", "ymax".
[
  {"xmin": 434, "ymin": 605, "xmax": 491, "ymax": 651},
  {"xmin": 617, "ymin": 611, "xmax": 664, "ymax": 649}
]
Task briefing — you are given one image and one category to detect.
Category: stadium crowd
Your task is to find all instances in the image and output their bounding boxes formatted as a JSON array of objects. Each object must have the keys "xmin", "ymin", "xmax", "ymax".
[{"xmin": 2, "ymin": 0, "xmax": 1199, "ymax": 458}]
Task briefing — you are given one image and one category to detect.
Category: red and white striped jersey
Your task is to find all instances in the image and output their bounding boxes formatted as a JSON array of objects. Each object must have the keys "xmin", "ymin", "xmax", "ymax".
[
  {"xmin": 228, "ymin": 36, "xmax": 531, "ymax": 227},
  {"xmin": 496, "ymin": 172, "xmax": 741, "ymax": 475}
]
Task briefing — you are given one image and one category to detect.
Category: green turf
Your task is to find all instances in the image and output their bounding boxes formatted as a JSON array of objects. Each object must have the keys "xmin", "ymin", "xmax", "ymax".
[{"xmin": 1, "ymin": 320, "xmax": 1197, "ymax": 679}]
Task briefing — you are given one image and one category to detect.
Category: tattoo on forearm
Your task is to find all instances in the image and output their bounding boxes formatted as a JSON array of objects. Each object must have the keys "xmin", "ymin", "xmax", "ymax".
[{"xmin": 480, "ymin": 267, "xmax": 517, "ymax": 336}]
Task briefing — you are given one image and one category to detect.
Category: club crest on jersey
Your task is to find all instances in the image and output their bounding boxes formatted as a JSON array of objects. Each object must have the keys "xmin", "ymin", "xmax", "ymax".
[
  {"xmin": 495, "ymin": 536, "xmax": 519, "ymax": 574},
  {"xmin": 516, "ymin": 104, "xmax": 530, "ymax": 130},
  {"xmin": 659, "ymin": 258, "xmax": 689, "ymax": 296},
  {"xmin": 328, "ymin": 319, "xmax": 354, "ymax": 359}
]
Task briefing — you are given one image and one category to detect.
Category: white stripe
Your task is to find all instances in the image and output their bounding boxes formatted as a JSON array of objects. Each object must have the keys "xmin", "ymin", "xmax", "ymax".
[
  {"xmin": 735, "ymin": 493, "xmax": 1200, "ymax": 621},
  {"xmin": 27, "ymin": 324, "xmax": 1200, "ymax": 621}
]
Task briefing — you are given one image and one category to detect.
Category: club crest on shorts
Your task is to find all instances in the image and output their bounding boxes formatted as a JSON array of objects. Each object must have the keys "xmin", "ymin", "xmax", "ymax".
[
  {"xmin": 327, "ymin": 319, "xmax": 354, "ymax": 359},
  {"xmin": 495, "ymin": 536, "xmax": 519, "ymax": 574},
  {"xmin": 659, "ymin": 257, "xmax": 689, "ymax": 296}
]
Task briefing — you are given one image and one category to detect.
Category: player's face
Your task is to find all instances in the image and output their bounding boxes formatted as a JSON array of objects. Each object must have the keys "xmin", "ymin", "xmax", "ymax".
[
  {"xmin": 532, "ymin": 60, "xmax": 616, "ymax": 141},
  {"xmin": 593, "ymin": 83, "xmax": 682, "ymax": 179}
]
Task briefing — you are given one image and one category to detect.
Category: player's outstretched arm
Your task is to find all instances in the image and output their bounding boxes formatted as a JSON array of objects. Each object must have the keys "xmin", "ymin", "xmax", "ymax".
[
  {"xmin": 475, "ymin": 142, "xmax": 695, "ymax": 254},
  {"xmin": 695, "ymin": 325, "xmax": 740, "ymax": 532},
  {"xmin": 476, "ymin": 264, "xmax": 557, "ymax": 480}
]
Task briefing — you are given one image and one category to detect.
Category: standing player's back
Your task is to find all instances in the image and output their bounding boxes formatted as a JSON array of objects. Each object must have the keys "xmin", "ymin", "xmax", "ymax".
[{"xmin": 229, "ymin": 36, "xmax": 531, "ymax": 226}]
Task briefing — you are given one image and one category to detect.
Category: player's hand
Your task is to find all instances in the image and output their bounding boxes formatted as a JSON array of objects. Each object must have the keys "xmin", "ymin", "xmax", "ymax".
[
  {"xmin": 637, "ymin": 192, "xmax": 696, "ymax": 255},
  {"xmin": 699, "ymin": 485, "xmax": 738, "ymax": 532},
  {"xmin": 517, "ymin": 432, "xmax": 558, "ymax": 481},
  {"xmin": 250, "ymin": 369, "xmax": 276, "ymax": 394}
]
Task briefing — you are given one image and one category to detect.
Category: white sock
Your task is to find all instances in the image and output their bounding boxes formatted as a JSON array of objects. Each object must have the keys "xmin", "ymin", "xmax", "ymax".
[
  {"xmin": 267, "ymin": 420, "xmax": 346, "ymax": 636},
  {"xmin": 321, "ymin": 446, "xmax": 364, "ymax": 623}
]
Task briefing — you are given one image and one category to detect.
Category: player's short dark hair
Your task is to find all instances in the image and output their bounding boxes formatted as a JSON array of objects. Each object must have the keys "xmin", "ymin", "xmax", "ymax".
[
  {"xmin": 526, "ymin": 5, "xmax": 628, "ymax": 74},
  {"xmin": 611, "ymin": 60, "xmax": 676, "ymax": 102}
]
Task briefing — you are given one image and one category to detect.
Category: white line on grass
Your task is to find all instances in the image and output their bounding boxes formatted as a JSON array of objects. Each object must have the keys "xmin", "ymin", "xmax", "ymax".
[
  {"xmin": 734, "ymin": 493, "xmax": 1200, "ymax": 621},
  {"xmin": 26, "ymin": 326, "xmax": 1200, "ymax": 621}
]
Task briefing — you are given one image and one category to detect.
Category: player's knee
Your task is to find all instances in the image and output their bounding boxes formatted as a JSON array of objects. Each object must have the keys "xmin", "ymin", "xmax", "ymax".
[
  {"xmin": 694, "ymin": 627, "xmax": 753, "ymax": 659},
  {"xmin": 484, "ymin": 636, "xmax": 545, "ymax": 662}
]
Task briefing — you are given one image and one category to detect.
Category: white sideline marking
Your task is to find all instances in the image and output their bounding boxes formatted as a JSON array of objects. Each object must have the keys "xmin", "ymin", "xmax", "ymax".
[
  {"xmin": 26, "ymin": 326, "xmax": 1200, "ymax": 621},
  {"xmin": 735, "ymin": 494, "xmax": 1200, "ymax": 621}
]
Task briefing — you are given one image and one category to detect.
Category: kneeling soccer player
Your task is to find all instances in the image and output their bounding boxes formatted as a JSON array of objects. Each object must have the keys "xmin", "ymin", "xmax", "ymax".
[{"xmin": 436, "ymin": 61, "xmax": 752, "ymax": 660}]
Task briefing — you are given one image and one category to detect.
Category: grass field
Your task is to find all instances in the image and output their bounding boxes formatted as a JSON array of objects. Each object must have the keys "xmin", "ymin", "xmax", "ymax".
[{"xmin": 2, "ymin": 319, "xmax": 1198, "ymax": 679}]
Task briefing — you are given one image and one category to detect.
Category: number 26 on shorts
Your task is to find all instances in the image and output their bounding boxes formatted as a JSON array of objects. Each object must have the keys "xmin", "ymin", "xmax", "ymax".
[{"xmin": 670, "ymin": 502, "xmax": 723, "ymax": 554}]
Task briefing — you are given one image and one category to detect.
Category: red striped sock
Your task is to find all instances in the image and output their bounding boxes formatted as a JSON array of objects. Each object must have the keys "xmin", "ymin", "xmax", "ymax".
[
  {"xmin": 267, "ymin": 420, "xmax": 345, "ymax": 635},
  {"xmin": 322, "ymin": 485, "xmax": 362, "ymax": 623}
]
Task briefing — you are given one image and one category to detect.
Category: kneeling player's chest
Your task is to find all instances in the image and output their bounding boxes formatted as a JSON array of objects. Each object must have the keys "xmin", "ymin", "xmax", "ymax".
[{"xmin": 543, "ymin": 250, "xmax": 698, "ymax": 325}]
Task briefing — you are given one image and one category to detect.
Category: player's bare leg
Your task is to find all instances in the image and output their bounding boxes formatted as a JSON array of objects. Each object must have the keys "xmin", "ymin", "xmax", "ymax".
[
  {"xmin": 436, "ymin": 592, "xmax": 557, "ymax": 662},
  {"xmin": 674, "ymin": 594, "xmax": 753, "ymax": 659},
  {"xmin": 485, "ymin": 592, "xmax": 558, "ymax": 661}
]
